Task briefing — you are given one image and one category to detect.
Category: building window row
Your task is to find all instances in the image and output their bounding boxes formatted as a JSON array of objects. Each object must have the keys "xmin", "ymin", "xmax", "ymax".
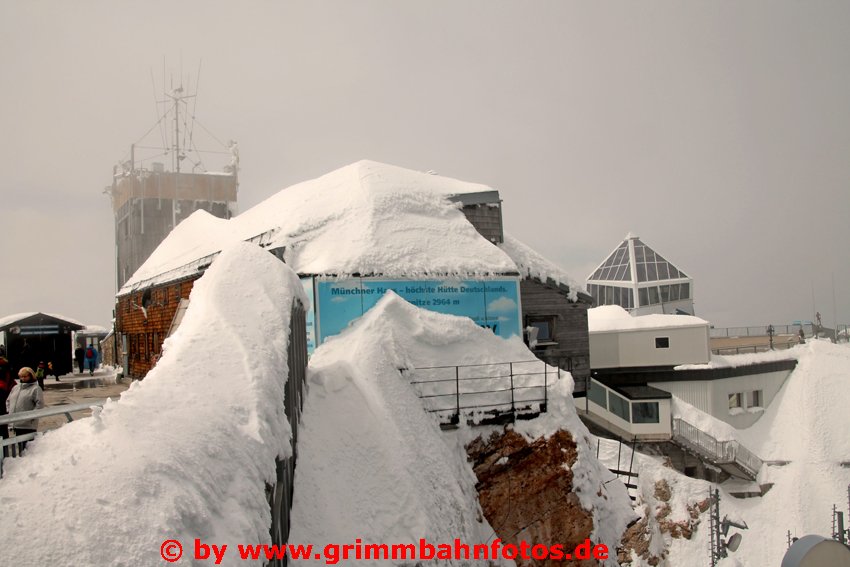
[{"xmin": 588, "ymin": 284, "xmax": 634, "ymax": 309}]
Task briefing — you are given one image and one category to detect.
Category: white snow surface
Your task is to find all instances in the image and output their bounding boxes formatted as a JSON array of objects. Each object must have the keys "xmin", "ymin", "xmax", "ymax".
[
  {"xmin": 499, "ymin": 234, "xmax": 586, "ymax": 300},
  {"xmin": 675, "ymin": 345, "xmax": 800, "ymax": 370},
  {"xmin": 290, "ymin": 292, "xmax": 634, "ymax": 565},
  {"xmin": 120, "ymin": 160, "xmax": 519, "ymax": 293},
  {"xmin": 588, "ymin": 305, "xmax": 709, "ymax": 333},
  {"xmin": 0, "ymin": 242, "xmax": 306, "ymax": 567}
]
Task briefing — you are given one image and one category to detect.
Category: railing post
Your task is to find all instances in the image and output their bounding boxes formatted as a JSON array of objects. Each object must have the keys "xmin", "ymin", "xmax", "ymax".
[
  {"xmin": 543, "ymin": 362, "xmax": 548, "ymax": 412},
  {"xmin": 509, "ymin": 362, "xmax": 515, "ymax": 422},
  {"xmin": 455, "ymin": 366, "xmax": 460, "ymax": 425}
]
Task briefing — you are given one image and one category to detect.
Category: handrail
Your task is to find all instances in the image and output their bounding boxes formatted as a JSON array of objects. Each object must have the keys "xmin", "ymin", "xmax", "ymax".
[
  {"xmin": 405, "ymin": 360, "xmax": 559, "ymax": 424},
  {"xmin": 0, "ymin": 399, "xmax": 109, "ymax": 426},
  {"xmin": 671, "ymin": 418, "xmax": 762, "ymax": 478}
]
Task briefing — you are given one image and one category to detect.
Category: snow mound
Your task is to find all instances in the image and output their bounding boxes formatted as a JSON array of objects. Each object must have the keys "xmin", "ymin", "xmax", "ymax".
[
  {"xmin": 0, "ymin": 241, "xmax": 306, "ymax": 567},
  {"xmin": 290, "ymin": 292, "xmax": 633, "ymax": 566},
  {"xmin": 122, "ymin": 160, "xmax": 518, "ymax": 293}
]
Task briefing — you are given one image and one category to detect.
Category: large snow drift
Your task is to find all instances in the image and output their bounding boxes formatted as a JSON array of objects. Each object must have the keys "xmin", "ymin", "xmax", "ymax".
[
  {"xmin": 290, "ymin": 292, "xmax": 633, "ymax": 565},
  {"xmin": 0, "ymin": 242, "xmax": 306, "ymax": 566},
  {"xmin": 121, "ymin": 160, "xmax": 518, "ymax": 292}
]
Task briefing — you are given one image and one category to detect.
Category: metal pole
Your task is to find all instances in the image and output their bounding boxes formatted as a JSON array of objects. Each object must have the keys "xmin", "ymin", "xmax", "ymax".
[
  {"xmin": 543, "ymin": 362, "xmax": 548, "ymax": 411},
  {"xmin": 455, "ymin": 366, "xmax": 460, "ymax": 425},
  {"xmin": 509, "ymin": 362, "xmax": 515, "ymax": 422}
]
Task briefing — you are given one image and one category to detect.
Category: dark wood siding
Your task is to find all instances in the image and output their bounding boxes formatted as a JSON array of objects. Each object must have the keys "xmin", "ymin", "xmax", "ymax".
[
  {"xmin": 520, "ymin": 279, "xmax": 591, "ymax": 394},
  {"xmin": 115, "ymin": 277, "xmax": 198, "ymax": 378},
  {"xmin": 462, "ymin": 203, "xmax": 504, "ymax": 244}
]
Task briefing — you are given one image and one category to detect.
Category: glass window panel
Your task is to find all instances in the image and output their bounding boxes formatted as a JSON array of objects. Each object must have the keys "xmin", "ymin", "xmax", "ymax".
[
  {"xmin": 680, "ymin": 283, "xmax": 690, "ymax": 299},
  {"xmin": 639, "ymin": 287, "xmax": 649, "ymax": 306},
  {"xmin": 645, "ymin": 249, "xmax": 657, "ymax": 263},
  {"xmin": 632, "ymin": 402, "xmax": 660, "ymax": 424},
  {"xmin": 637, "ymin": 263, "xmax": 647, "ymax": 282},
  {"xmin": 608, "ymin": 392, "xmax": 631, "ymax": 421},
  {"xmin": 604, "ymin": 286, "xmax": 613, "ymax": 304},
  {"xmin": 669, "ymin": 267, "xmax": 680, "ymax": 279},
  {"xmin": 670, "ymin": 284, "xmax": 680, "ymax": 301},
  {"xmin": 647, "ymin": 263, "xmax": 658, "ymax": 281},
  {"xmin": 588, "ymin": 382, "xmax": 607, "ymax": 408},
  {"xmin": 627, "ymin": 288, "xmax": 634, "ymax": 309},
  {"xmin": 634, "ymin": 246, "xmax": 645, "ymax": 263},
  {"xmin": 613, "ymin": 248, "xmax": 624, "ymax": 265},
  {"xmin": 660, "ymin": 285, "xmax": 670, "ymax": 302},
  {"xmin": 530, "ymin": 321, "xmax": 552, "ymax": 341},
  {"xmin": 648, "ymin": 286, "xmax": 660, "ymax": 304},
  {"xmin": 620, "ymin": 263, "xmax": 632, "ymax": 281},
  {"xmin": 615, "ymin": 264, "xmax": 627, "ymax": 280},
  {"xmin": 728, "ymin": 393, "xmax": 742, "ymax": 410},
  {"xmin": 657, "ymin": 262, "xmax": 670, "ymax": 280}
]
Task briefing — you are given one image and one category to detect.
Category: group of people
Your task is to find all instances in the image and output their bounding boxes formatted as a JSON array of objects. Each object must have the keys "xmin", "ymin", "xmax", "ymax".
[{"xmin": 74, "ymin": 345, "xmax": 99, "ymax": 376}]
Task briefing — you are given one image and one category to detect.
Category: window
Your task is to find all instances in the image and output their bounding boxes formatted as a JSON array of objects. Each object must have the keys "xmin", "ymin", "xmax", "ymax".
[
  {"xmin": 608, "ymin": 392, "xmax": 631, "ymax": 422},
  {"xmin": 655, "ymin": 337, "xmax": 670, "ymax": 349},
  {"xmin": 728, "ymin": 393, "xmax": 743, "ymax": 410},
  {"xmin": 632, "ymin": 402, "xmax": 660, "ymax": 424},
  {"xmin": 748, "ymin": 390, "xmax": 763, "ymax": 408},
  {"xmin": 527, "ymin": 316, "xmax": 556, "ymax": 344},
  {"xmin": 588, "ymin": 381, "xmax": 608, "ymax": 409}
]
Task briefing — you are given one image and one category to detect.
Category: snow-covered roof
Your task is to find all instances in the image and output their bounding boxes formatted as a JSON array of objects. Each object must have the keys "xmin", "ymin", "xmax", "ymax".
[
  {"xmin": 120, "ymin": 160, "xmax": 519, "ymax": 295},
  {"xmin": 588, "ymin": 305, "xmax": 708, "ymax": 333},
  {"xmin": 499, "ymin": 234, "xmax": 587, "ymax": 300},
  {"xmin": 0, "ymin": 242, "xmax": 307, "ymax": 565},
  {"xmin": 0, "ymin": 311, "xmax": 85, "ymax": 329}
]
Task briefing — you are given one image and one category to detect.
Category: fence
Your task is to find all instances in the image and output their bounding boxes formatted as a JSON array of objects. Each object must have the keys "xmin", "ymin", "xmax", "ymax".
[
  {"xmin": 672, "ymin": 418, "xmax": 762, "ymax": 479},
  {"xmin": 711, "ymin": 341, "xmax": 798, "ymax": 356},
  {"xmin": 406, "ymin": 360, "xmax": 560, "ymax": 425},
  {"xmin": 710, "ymin": 324, "xmax": 812, "ymax": 338}
]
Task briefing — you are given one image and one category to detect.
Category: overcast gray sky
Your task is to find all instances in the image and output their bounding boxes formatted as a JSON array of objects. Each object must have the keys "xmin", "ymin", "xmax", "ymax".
[{"xmin": 1, "ymin": 1, "xmax": 848, "ymax": 331}]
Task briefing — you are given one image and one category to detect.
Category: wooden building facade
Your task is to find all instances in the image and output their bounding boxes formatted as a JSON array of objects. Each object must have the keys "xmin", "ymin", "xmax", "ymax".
[
  {"xmin": 116, "ymin": 277, "xmax": 197, "ymax": 379},
  {"xmin": 519, "ymin": 278, "xmax": 592, "ymax": 394}
]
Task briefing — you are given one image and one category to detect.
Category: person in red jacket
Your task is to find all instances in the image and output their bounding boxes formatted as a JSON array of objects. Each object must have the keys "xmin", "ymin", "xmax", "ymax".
[{"xmin": 0, "ymin": 357, "xmax": 15, "ymax": 456}]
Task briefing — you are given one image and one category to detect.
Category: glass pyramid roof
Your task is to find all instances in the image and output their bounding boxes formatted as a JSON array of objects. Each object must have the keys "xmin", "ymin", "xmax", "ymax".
[{"xmin": 588, "ymin": 236, "xmax": 688, "ymax": 283}]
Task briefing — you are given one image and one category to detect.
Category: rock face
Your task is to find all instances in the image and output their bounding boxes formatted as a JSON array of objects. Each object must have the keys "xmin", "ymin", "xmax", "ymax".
[{"xmin": 467, "ymin": 429, "xmax": 600, "ymax": 567}]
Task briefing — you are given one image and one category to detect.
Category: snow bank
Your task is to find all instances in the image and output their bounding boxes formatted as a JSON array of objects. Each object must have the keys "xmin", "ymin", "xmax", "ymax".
[
  {"xmin": 290, "ymin": 291, "xmax": 633, "ymax": 566},
  {"xmin": 121, "ymin": 160, "xmax": 518, "ymax": 293},
  {"xmin": 0, "ymin": 242, "xmax": 306, "ymax": 566},
  {"xmin": 588, "ymin": 304, "xmax": 709, "ymax": 333}
]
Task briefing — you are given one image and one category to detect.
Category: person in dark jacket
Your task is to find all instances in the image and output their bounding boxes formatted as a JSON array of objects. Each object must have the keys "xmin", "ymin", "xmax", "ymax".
[
  {"xmin": 47, "ymin": 361, "xmax": 60, "ymax": 382},
  {"xmin": 75, "ymin": 346, "xmax": 85, "ymax": 374},
  {"xmin": 6, "ymin": 367, "xmax": 44, "ymax": 452}
]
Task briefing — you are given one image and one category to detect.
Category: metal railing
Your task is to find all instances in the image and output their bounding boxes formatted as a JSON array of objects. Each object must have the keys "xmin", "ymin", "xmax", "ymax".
[
  {"xmin": 405, "ymin": 360, "xmax": 560, "ymax": 425},
  {"xmin": 0, "ymin": 399, "xmax": 108, "ymax": 477},
  {"xmin": 711, "ymin": 341, "xmax": 798, "ymax": 355},
  {"xmin": 710, "ymin": 324, "xmax": 812, "ymax": 338},
  {"xmin": 672, "ymin": 418, "xmax": 762, "ymax": 478}
]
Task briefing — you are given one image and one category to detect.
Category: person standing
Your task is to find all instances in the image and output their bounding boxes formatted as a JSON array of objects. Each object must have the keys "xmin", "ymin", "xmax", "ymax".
[
  {"xmin": 47, "ymin": 361, "xmax": 60, "ymax": 382},
  {"xmin": 75, "ymin": 345, "xmax": 85, "ymax": 374},
  {"xmin": 6, "ymin": 367, "xmax": 44, "ymax": 452},
  {"xmin": 35, "ymin": 362, "xmax": 46, "ymax": 390}
]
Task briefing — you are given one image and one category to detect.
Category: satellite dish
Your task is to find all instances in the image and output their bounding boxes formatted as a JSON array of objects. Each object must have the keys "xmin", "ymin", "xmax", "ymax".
[{"xmin": 726, "ymin": 533, "xmax": 743, "ymax": 553}]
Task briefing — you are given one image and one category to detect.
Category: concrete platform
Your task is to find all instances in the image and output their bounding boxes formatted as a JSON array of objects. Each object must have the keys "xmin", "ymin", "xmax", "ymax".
[{"xmin": 37, "ymin": 369, "xmax": 131, "ymax": 432}]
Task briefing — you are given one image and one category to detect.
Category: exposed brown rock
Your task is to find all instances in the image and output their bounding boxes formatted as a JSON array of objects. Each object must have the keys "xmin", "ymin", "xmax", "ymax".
[{"xmin": 467, "ymin": 429, "xmax": 601, "ymax": 567}]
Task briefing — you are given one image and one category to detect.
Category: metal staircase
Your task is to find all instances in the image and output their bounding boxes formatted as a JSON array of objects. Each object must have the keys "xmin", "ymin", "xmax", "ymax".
[{"xmin": 671, "ymin": 418, "xmax": 762, "ymax": 480}]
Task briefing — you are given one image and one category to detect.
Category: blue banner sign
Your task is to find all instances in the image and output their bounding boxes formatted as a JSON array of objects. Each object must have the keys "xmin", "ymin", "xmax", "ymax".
[{"xmin": 314, "ymin": 277, "xmax": 521, "ymax": 347}]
